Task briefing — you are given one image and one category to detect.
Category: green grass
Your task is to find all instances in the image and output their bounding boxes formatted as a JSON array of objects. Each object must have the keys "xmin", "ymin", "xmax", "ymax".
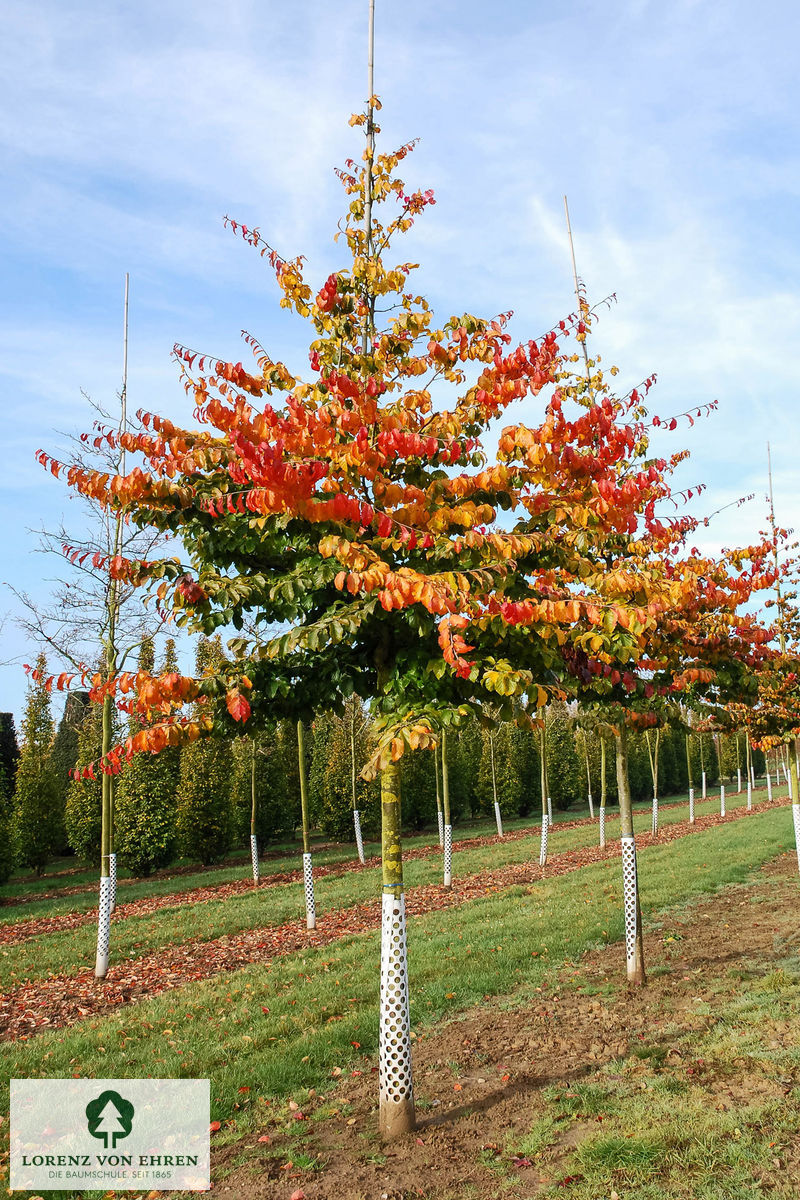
[
  {"xmin": 0, "ymin": 784, "xmax": 787, "ymax": 990},
  {"xmin": 1, "ymin": 806, "xmax": 792, "ymax": 1199}
]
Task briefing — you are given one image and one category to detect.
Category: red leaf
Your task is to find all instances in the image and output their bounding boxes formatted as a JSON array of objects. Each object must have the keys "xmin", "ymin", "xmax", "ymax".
[
  {"xmin": 209, "ymin": 1120, "xmax": 221, "ymax": 1132},
  {"xmin": 226, "ymin": 689, "xmax": 251, "ymax": 723}
]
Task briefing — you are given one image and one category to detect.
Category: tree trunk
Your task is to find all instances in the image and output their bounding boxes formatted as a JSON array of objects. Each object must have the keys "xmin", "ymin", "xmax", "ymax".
[
  {"xmin": 94, "ymin": 691, "xmax": 115, "ymax": 979},
  {"xmin": 538, "ymin": 717, "xmax": 548, "ymax": 867},
  {"xmin": 791, "ymin": 753, "xmax": 800, "ymax": 876},
  {"xmin": 250, "ymin": 741, "xmax": 260, "ymax": 885},
  {"xmin": 599, "ymin": 734, "xmax": 607, "ymax": 848},
  {"xmin": 615, "ymin": 722, "xmax": 646, "ymax": 986},
  {"xmin": 441, "ymin": 730, "xmax": 452, "ymax": 887},
  {"xmin": 298, "ymin": 720, "xmax": 315, "ymax": 930},
  {"xmin": 434, "ymin": 742, "xmax": 444, "ymax": 847},
  {"xmin": 490, "ymin": 733, "xmax": 503, "ymax": 837},
  {"xmin": 352, "ymin": 718, "xmax": 365, "ymax": 864},
  {"xmin": 378, "ymin": 758, "xmax": 415, "ymax": 1138}
]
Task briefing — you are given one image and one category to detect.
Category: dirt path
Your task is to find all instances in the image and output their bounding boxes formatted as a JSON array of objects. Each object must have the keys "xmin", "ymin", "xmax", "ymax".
[
  {"xmin": 0, "ymin": 801, "xmax": 782, "ymax": 1043},
  {"xmin": 212, "ymin": 851, "xmax": 800, "ymax": 1200}
]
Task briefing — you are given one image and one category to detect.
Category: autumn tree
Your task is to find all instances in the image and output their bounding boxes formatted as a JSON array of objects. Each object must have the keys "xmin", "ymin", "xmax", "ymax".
[{"xmin": 48, "ymin": 87, "xmax": 752, "ymax": 1137}]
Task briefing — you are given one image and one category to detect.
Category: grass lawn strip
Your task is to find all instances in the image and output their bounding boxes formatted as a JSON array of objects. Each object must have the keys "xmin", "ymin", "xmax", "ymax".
[
  {"xmin": 0, "ymin": 803, "xmax": 789, "ymax": 1045},
  {"xmin": 0, "ymin": 785, "xmax": 782, "ymax": 955},
  {"xmin": 0, "ymin": 812, "xmax": 792, "ymax": 1200},
  {"xmin": 0, "ymin": 790, "xmax": 784, "ymax": 995},
  {"xmin": 0, "ymin": 781, "xmax": 781, "ymax": 928}
]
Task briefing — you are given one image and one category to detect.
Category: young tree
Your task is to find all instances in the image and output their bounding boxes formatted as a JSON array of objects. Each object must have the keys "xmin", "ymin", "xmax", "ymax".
[
  {"xmin": 11, "ymin": 653, "xmax": 60, "ymax": 873},
  {"xmin": 64, "ymin": 685, "xmax": 105, "ymax": 862}
]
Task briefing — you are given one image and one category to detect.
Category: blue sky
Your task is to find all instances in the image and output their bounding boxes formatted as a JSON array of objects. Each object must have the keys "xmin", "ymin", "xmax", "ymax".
[{"xmin": 2, "ymin": 0, "xmax": 799, "ymax": 726}]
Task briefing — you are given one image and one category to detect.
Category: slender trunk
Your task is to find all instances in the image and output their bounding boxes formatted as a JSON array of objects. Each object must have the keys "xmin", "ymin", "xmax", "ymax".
[
  {"xmin": 434, "ymin": 742, "xmax": 444, "ymax": 847},
  {"xmin": 646, "ymin": 729, "xmax": 660, "ymax": 835},
  {"xmin": 298, "ymin": 720, "xmax": 315, "ymax": 929},
  {"xmin": 250, "ymin": 740, "xmax": 260, "ymax": 885},
  {"xmin": 538, "ymin": 716, "xmax": 549, "ymax": 866},
  {"xmin": 791, "ymin": 754, "xmax": 800, "ymax": 876},
  {"xmin": 351, "ymin": 716, "xmax": 365, "ymax": 864},
  {"xmin": 615, "ymin": 722, "xmax": 646, "ymax": 986},
  {"xmin": 490, "ymin": 732, "xmax": 503, "ymax": 837},
  {"xmin": 95, "ymin": 690, "xmax": 115, "ymax": 978},
  {"xmin": 583, "ymin": 732, "xmax": 594, "ymax": 817},
  {"xmin": 378, "ymin": 757, "xmax": 415, "ymax": 1137},
  {"xmin": 599, "ymin": 734, "xmax": 607, "ymax": 848},
  {"xmin": 746, "ymin": 733, "xmax": 754, "ymax": 808},
  {"xmin": 441, "ymin": 729, "xmax": 452, "ymax": 887}
]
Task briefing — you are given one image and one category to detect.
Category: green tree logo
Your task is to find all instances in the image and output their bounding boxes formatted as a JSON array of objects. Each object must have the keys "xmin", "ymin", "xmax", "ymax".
[{"xmin": 85, "ymin": 1090, "xmax": 134, "ymax": 1149}]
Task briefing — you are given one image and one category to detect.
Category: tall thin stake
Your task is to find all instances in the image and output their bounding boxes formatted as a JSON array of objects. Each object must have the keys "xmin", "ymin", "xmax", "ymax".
[{"xmin": 563, "ymin": 195, "xmax": 593, "ymax": 398}]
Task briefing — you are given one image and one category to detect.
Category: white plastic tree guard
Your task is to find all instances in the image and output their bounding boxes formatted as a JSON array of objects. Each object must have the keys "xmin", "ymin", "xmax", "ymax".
[
  {"xmin": 689, "ymin": 787, "xmax": 695, "ymax": 823},
  {"xmin": 443, "ymin": 824, "xmax": 453, "ymax": 887},
  {"xmin": 599, "ymin": 806, "xmax": 606, "ymax": 848},
  {"xmin": 547, "ymin": 795, "xmax": 553, "ymax": 823},
  {"xmin": 250, "ymin": 835, "xmax": 260, "ymax": 884},
  {"xmin": 95, "ymin": 875, "xmax": 112, "ymax": 978},
  {"xmin": 747, "ymin": 780, "xmax": 752, "ymax": 811},
  {"xmin": 588, "ymin": 792, "xmax": 594, "ymax": 819},
  {"xmin": 436, "ymin": 810, "xmax": 444, "ymax": 848},
  {"xmin": 303, "ymin": 852, "xmax": 316, "ymax": 930},
  {"xmin": 767, "ymin": 774, "xmax": 773, "ymax": 802},
  {"xmin": 494, "ymin": 801, "xmax": 503, "ymax": 838},
  {"xmin": 737, "ymin": 768, "xmax": 742, "ymax": 793},
  {"xmin": 621, "ymin": 836, "xmax": 640, "ymax": 982},
  {"xmin": 539, "ymin": 813, "xmax": 549, "ymax": 867},
  {"xmin": 702, "ymin": 771, "xmax": 707, "ymax": 799},
  {"xmin": 353, "ymin": 809, "xmax": 365, "ymax": 864},
  {"xmin": 108, "ymin": 853, "xmax": 117, "ymax": 914},
  {"xmin": 720, "ymin": 785, "xmax": 726, "ymax": 817},
  {"xmin": 651, "ymin": 796, "xmax": 659, "ymax": 835},
  {"xmin": 379, "ymin": 892, "xmax": 414, "ymax": 1136},
  {"xmin": 793, "ymin": 805, "xmax": 800, "ymax": 873}
]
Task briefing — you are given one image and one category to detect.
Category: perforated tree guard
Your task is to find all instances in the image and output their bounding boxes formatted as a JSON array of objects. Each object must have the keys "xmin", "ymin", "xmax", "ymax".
[
  {"xmin": 747, "ymin": 780, "xmax": 752, "ymax": 811},
  {"xmin": 250, "ymin": 835, "xmax": 260, "ymax": 884},
  {"xmin": 689, "ymin": 787, "xmax": 695, "ymax": 823},
  {"xmin": 108, "ymin": 853, "xmax": 117, "ymax": 914},
  {"xmin": 599, "ymin": 807, "xmax": 606, "ymax": 848},
  {"xmin": 720, "ymin": 785, "xmax": 726, "ymax": 817},
  {"xmin": 793, "ymin": 805, "xmax": 800, "ymax": 873},
  {"xmin": 767, "ymin": 774, "xmax": 773, "ymax": 802},
  {"xmin": 651, "ymin": 796, "xmax": 659, "ymax": 835},
  {"xmin": 379, "ymin": 893, "xmax": 414, "ymax": 1127},
  {"xmin": 443, "ymin": 824, "xmax": 453, "ymax": 887},
  {"xmin": 494, "ymin": 802, "xmax": 503, "ymax": 838},
  {"xmin": 621, "ymin": 836, "xmax": 639, "ymax": 978},
  {"xmin": 436, "ymin": 810, "xmax": 444, "ymax": 848},
  {"xmin": 303, "ymin": 852, "xmax": 316, "ymax": 929},
  {"xmin": 547, "ymin": 796, "xmax": 553, "ymax": 823},
  {"xmin": 539, "ymin": 813, "xmax": 549, "ymax": 867},
  {"xmin": 353, "ymin": 810, "xmax": 365, "ymax": 864},
  {"xmin": 95, "ymin": 875, "xmax": 112, "ymax": 978}
]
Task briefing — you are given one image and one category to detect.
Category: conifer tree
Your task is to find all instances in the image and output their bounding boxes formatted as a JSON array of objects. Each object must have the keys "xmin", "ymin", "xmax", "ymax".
[
  {"xmin": 64, "ymin": 683, "xmax": 106, "ymax": 861},
  {"xmin": 0, "ymin": 758, "xmax": 13, "ymax": 883},
  {"xmin": 48, "ymin": 690, "xmax": 90, "ymax": 851},
  {"xmin": 11, "ymin": 653, "xmax": 60, "ymax": 874},
  {"xmin": 175, "ymin": 638, "xmax": 235, "ymax": 865},
  {"xmin": 0, "ymin": 713, "xmax": 20, "ymax": 805},
  {"xmin": 115, "ymin": 639, "xmax": 179, "ymax": 876}
]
